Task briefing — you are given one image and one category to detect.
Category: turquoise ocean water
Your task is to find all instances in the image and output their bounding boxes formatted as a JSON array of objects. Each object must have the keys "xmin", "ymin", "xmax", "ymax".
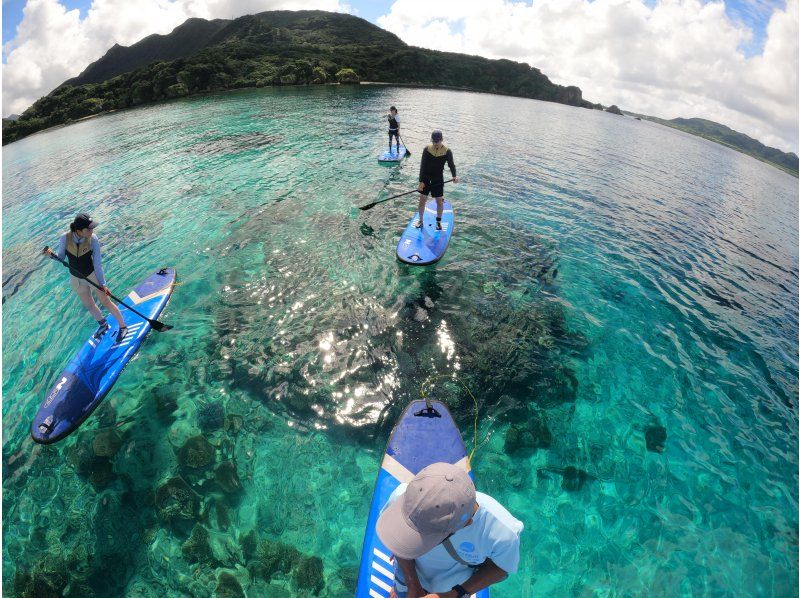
[{"xmin": 2, "ymin": 86, "xmax": 797, "ymax": 596}]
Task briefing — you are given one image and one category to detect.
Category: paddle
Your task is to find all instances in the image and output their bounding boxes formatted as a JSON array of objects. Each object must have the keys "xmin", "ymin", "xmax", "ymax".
[
  {"xmin": 43, "ymin": 246, "xmax": 173, "ymax": 331},
  {"xmin": 398, "ymin": 133, "xmax": 412, "ymax": 157},
  {"xmin": 358, "ymin": 179, "xmax": 454, "ymax": 211}
]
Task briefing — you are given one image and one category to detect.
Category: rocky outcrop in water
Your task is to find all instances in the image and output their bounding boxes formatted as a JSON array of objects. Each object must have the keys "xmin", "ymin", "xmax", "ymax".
[
  {"xmin": 645, "ymin": 425, "xmax": 667, "ymax": 452},
  {"xmin": 182, "ymin": 524, "xmax": 215, "ymax": 564},
  {"xmin": 504, "ymin": 412, "xmax": 552, "ymax": 454},
  {"xmin": 155, "ymin": 476, "xmax": 199, "ymax": 522},
  {"xmin": 92, "ymin": 429, "xmax": 123, "ymax": 457},
  {"xmin": 199, "ymin": 401, "xmax": 226, "ymax": 432},
  {"xmin": 178, "ymin": 435, "xmax": 215, "ymax": 469},
  {"xmin": 215, "ymin": 460, "xmax": 244, "ymax": 494}
]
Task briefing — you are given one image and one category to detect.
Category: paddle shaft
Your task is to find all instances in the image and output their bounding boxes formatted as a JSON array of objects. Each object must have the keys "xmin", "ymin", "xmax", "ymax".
[
  {"xmin": 359, "ymin": 179, "xmax": 454, "ymax": 211},
  {"xmin": 397, "ymin": 132, "xmax": 412, "ymax": 156},
  {"xmin": 44, "ymin": 246, "xmax": 171, "ymax": 330}
]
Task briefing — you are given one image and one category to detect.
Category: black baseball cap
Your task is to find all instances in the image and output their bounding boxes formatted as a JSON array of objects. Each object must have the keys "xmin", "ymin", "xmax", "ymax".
[
  {"xmin": 431, "ymin": 130, "xmax": 443, "ymax": 142},
  {"xmin": 72, "ymin": 213, "xmax": 97, "ymax": 229}
]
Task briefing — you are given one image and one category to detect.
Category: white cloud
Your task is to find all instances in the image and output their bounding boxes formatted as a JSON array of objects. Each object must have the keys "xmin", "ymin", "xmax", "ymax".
[
  {"xmin": 378, "ymin": 0, "xmax": 799, "ymax": 153},
  {"xmin": 2, "ymin": 0, "xmax": 350, "ymax": 116}
]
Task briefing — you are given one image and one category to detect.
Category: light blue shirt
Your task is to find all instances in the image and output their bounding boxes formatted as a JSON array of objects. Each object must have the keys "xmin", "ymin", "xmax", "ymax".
[
  {"xmin": 55, "ymin": 232, "xmax": 107, "ymax": 286},
  {"xmin": 384, "ymin": 485, "xmax": 524, "ymax": 593}
]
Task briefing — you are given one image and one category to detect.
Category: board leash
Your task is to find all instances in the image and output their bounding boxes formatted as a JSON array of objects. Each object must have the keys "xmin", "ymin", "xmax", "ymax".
[{"xmin": 419, "ymin": 373, "xmax": 482, "ymax": 462}]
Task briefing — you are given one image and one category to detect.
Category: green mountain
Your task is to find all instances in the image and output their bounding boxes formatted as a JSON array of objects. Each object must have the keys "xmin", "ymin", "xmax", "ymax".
[
  {"xmin": 631, "ymin": 113, "xmax": 798, "ymax": 176},
  {"xmin": 62, "ymin": 18, "xmax": 229, "ymax": 87},
  {"xmin": 2, "ymin": 10, "xmax": 597, "ymax": 145}
]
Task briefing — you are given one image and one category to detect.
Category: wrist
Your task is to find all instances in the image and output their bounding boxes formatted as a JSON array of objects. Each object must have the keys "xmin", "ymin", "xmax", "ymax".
[{"xmin": 451, "ymin": 584, "xmax": 470, "ymax": 598}]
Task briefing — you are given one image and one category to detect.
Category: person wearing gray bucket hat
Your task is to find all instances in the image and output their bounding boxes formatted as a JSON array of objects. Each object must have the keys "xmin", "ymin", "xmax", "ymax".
[{"xmin": 376, "ymin": 463, "xmax": 523, "ymax": 598}]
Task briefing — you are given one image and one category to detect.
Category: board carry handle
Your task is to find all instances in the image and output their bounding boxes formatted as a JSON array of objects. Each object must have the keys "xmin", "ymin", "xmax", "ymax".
[{"xmin": 414, "ymin": 402, "xmax": 442, "ymax": 418}]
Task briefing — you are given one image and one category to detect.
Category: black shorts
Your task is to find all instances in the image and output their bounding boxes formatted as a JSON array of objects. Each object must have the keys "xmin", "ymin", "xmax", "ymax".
[
  {"xmin": 388, "ymin": 130, "xmax": 399, "ymax": 140},
  {"xmin": 419, "ymin": 179, "xmax": 444, "ymax": 197}
]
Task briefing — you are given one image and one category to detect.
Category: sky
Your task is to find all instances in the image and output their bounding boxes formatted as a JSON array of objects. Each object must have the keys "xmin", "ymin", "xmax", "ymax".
[{"xmin": 2, "ymin": 0, "xmax": 797, "ymax": 153}]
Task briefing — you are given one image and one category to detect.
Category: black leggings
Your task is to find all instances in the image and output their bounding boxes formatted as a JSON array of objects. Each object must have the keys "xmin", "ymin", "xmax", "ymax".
[{"xmin": 388, "ymin": 130, "xmax": 400, "ymax": 145}]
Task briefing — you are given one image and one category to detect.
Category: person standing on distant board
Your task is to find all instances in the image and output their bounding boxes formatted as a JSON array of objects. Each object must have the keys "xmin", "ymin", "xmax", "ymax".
[
  {"xmin": 388, "ymin": 106, "xmax": 401, "ymax": 154},
  {"xmin": 42, "ymin": 213, "xmax": 128, "ymax": 343},
  {"xmin": 417, "ymin": 130, "xmax": 458, "ymax": 231}
]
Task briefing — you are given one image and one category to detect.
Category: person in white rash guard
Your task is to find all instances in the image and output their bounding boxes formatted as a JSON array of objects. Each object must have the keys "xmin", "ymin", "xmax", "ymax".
[
  {"xmin": 42, "ymin": 213, "xmax": 128, "ymax": 343},
  {"xmin": 376, "ymin": 462, "xmax": 524, "ymax": 598}
]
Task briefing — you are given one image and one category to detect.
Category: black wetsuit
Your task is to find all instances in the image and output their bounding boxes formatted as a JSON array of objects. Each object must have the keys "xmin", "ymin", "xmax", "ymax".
[
  {"xmin": 418, "ymin": 144, "xmax": 456, "ymax": 197},
  {"xmin": 388, "ymin": 114, "xmax": 400, "ymax": 151}
]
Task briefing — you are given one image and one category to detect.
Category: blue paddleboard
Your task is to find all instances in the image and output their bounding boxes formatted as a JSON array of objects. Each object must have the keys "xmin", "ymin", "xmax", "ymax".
[
  {"xmin": 379, "ymin": 146, "xmax": 407, "ymax": 162},
  {"xmin": 356, "ymin": 400, "xmax": 489, "ymax": 597},
  {"xmin": 396, "ymin": 199, "xmax": 454, "ymax": 265},
  {"xmin": 31, "ymin": 268, "xmax": 177, "ymax": 444}
]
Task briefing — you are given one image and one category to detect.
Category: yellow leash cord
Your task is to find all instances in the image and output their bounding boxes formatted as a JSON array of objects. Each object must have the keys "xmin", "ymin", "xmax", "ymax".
[{"xmin": 420, "ymin": 373, "xmax": 481, "ymax": 462}]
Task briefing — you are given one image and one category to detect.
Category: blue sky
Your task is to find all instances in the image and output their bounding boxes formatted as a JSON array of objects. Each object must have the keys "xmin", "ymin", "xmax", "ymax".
[
  {"xmin": 347, "ymin": 0, "xmax": 393, "ymax": 24},
  {"xmin": 724, "ymin": 0, "xmax": 787, "ymax": 55},
  {"xmin": 3, "ymin": 0, "xmax": 85, "ymax": 42}
]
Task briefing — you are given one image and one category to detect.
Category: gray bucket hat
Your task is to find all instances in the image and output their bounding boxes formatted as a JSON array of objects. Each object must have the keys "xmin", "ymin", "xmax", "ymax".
[{"xmin": 376, "ymin": 462, "xmax": 476, "ymax": 559}]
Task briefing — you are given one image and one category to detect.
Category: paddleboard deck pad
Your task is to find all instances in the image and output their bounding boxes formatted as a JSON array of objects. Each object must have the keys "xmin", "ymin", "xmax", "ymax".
[
  {"xmin": 396, "ymin": 199, "xmax": 454, "ymax": 265},
  {"xmin": 378, "ymin": 146, "xmax": 407, "ymax": 162},
  {"xmin": 356, "ymin": 400, "xmax": 489, "ymax": 597},
  {"xmin": 31, "ymin": 267, "xmax": 176, "ymax": 444}
]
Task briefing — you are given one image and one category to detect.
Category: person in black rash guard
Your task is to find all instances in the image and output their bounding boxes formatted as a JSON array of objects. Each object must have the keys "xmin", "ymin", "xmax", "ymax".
[
  {"xmin": 387, "ymin": 106, "xmax": 401, "ymax": 154},
  {"xmin": 417, "ymin": 130, "xmax": 459, "ymax": 230}
]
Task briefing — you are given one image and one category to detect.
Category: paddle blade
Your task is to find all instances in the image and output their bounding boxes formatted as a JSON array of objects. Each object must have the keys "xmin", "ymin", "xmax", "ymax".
[
  {"xmin": 358, "ymin": 203, "xmax": 377, "ymax": 211},
  {"xmin": 150, "ymin": 320, "xmax": 173, "ymax": 331}
]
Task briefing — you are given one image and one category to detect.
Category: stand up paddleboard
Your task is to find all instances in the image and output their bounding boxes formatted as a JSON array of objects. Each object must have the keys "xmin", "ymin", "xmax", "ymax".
[
  {"xmin": 31, "ymin": 268, "xmax": 176, "ymax": 444},
  {"xmin": 396, "ymin": 199, "xmax": 454, "ymax": 265},
  {"xmin": 356, "ymin": 400, "xmax": 489, "ymax": 597},
  {"xmin": 378, "ymin": 146, "xmax": 407, "ymax": 162}
]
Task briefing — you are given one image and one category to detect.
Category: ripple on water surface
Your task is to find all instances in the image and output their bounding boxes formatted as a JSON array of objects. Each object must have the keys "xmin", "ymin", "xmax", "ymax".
[{"xmin": 2, "ymin": 86, "xmax": 797, "ymax": 596}]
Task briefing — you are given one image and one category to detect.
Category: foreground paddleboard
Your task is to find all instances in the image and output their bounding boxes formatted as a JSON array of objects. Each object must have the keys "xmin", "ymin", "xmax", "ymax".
[
  {"xmin": 378, "ymin": 146, "xmax": 407, "ymax": 162},
  {"xmin": 396, "ymin": 199, "xmax": 454, "ymax": 265},
  {"xmin": 356, "ymin": 400, "xmax": 489, "ymax": 597},
  {"xmin": 31, "ymin": 268, "xmax": 176, "ymax": 444}
]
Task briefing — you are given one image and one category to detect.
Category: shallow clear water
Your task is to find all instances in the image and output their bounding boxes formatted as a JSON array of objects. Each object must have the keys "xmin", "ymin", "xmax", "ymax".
[{"xmin": 3, "ymin": 85, "xmax": 797, "ymax": 597}]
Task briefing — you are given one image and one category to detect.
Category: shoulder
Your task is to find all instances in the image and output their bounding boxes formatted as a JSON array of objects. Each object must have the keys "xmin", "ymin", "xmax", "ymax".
[
  {"xmin": 475, "ymin": 492, "xmax": 524, "ymax": 537},
  {"xmin": 90, "ymin": 235, "xmax": 102, "ymax": 248}
]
